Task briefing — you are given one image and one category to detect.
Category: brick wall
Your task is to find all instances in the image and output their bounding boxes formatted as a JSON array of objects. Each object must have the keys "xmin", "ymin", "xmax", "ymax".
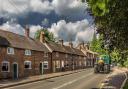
[{"xmin": 0, "ymin": 46, "xmax": 52, "ymax": 79}]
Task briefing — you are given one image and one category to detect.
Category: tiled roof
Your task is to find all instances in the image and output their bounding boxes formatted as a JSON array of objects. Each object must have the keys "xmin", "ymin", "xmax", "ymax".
[
  {"xmin": 46, "ymin": 41, "xmax": 85, "ymax": 56},
  {"xmin": 0, "ymin": 30, "xmax": 50, "ymax": 52}
]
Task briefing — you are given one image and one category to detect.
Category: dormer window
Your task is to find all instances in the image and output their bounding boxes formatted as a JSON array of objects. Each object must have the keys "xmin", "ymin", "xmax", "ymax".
[
  {"xmin": 7, "ymin": 47, "xmax": 14, "ymax": 54},
  {"xmin": 25, "ymin": 50, "xmax": 31, "ymax": 56}
]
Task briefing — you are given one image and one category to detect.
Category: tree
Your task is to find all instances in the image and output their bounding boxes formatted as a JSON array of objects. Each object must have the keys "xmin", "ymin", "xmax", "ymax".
[
  {"xmin": 90, "ymin": 33, "xmax": 107, "ymax": 55},
  {"xmin": 82, "ymin": 0, "xmax": 128, "ymax": 66},
  {"xmin": 34, "ymin": 29, "xmax": 56, "ymax": 42}
]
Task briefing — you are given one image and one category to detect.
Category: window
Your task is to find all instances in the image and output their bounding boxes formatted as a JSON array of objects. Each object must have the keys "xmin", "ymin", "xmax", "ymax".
[
  {"xmin": 43, "ymin": 61, "xmax": 48, "ymax": 69},
  {"xmin": 61, "ymin": 61, "xmax": 64, "ymax": 67},
  {"xmin": 7, "ymin": 47, "xmax": 14, "ymax": 54},
  {"xmin": 24, "ymin": 61, "xmax": 31, "ymax": 69},
  {"xmin": 56, "ymin": 61, "xmax": 60, "ymax": 68},
  {"xmin": 25, "ymin": 50, "xmax": 31, "ymax": 56},
  {"xmin": 79, "ymin": 61, "xmax": 82, "ymax": 66},
  {"xmin": 65, "ymin": 54, "xmax": 68, "ymax": 58},
  {"xmin": 56, "ymin": 52, "xmax": 59, "ymax": 57},
  {"xmin": 44, "ymin": 52, "xmax": 48, "ymax": 57},
  {"xmin": 2, "ymin": 61, "xmax": 10, "ymax": 72}
]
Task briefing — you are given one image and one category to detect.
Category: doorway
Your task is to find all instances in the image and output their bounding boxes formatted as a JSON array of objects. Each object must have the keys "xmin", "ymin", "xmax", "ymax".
[
  {"xmin": 40, "ymin": 62, "xmax": 44, "ymax": 75},
  {"xmin": 53, "ymin": 61, "xmax": 56, "ymax": 72},
  {"xmin": 13, "ymin": 63, "xmax": 18, "ymax": 79}
]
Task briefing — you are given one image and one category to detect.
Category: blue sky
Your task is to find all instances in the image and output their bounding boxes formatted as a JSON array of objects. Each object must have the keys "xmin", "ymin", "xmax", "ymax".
[{"xmin": 0, "ymin": 0, "xmax": 94, "ymax": 44}]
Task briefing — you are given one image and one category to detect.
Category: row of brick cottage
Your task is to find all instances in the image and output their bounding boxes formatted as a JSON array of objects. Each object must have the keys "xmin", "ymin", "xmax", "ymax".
[{"xmin": 0, "ymin": 27, "xmax": 98, "ymax": 79}]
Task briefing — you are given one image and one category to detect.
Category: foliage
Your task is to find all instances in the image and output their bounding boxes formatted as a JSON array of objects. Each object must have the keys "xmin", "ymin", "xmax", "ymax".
[
  {"xmin": 90, "ymin": 33, "xmax": 107, "ymax": 55},
  {"xmin": 82, "ymin": 0, "xmax": 128, "ymax": 66},
  {"xmin": 34, "ymin": 29, "xmax": 56, "ymax": 42}
]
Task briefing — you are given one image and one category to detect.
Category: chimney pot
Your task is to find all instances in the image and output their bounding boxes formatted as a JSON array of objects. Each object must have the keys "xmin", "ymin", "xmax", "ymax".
[
  {"xmin": 59, "ymin": 39, "xmax": 63, "ymax": 46},
  {"xmin": 40, "ymin": 31, "xmax": 45, "ymax": 43},
  {"xmin": 69, "ymin": 42, "xmax": 73, "ymax": 48},
  {"xmin": 25, "ymin": 25, "xmax": 30, "ymax": 37}
]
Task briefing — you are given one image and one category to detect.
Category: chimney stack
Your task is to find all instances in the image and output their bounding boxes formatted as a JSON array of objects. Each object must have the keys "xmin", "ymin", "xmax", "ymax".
[
  {"xmin": 40, "ymin": 31, "xmax": 45, "ymax": 43},
  {"xmin": 25, "ymin": 25, "xmax": 30, "ymax": 37},
  {"xmin": 59, "ymin": 39, "xmax": 63, "ymax": 46},
  {"xmin": 69, "ymin": 42, "xmax": 73, "ymax": 48},
  {"xmin": 81, "ymin": 42, "xmax": 84, "ymax": 48}
]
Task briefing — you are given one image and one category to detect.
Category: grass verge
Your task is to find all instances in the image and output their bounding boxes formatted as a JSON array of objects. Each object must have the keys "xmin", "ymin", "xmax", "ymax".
[{"xmin": 123, "ymin": 80, "xmax": 128, "ymax": 89}]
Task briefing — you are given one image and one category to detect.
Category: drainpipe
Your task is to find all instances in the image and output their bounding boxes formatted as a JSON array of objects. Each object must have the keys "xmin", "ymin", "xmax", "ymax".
[{"xmin": 51, "ymin": 52, "xmax": 53, "ymax": 73}]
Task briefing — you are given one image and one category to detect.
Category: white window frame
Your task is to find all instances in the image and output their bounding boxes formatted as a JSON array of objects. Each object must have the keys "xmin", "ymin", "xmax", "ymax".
[
  {"xmin": 56, "ymin": 61, "xmax": 60, "ymax": 68},
  {"xmin": 1, "ymin": 61, "xmax": 10, "ymax": 72},
  {"xmin": 25, "ymin": 50, "xmax": 31, "ymax": 56},
  {"xmin": 7, "ymin": 47, "xmax": 14, "ymax": 54},
  {"xmin": 44, "ymin": 52, "xmax": 48, "ymax": 57},
  {"xmin": 56, "ymin": 52, "xmax": 59, "ymax": 57},
  {"xmin": 24, "ymin": 61, "xmax": 32, "ymax": 69},
  {"xmin": 43, "ymin": 61, "xmax": 48, "ymax": 69}
]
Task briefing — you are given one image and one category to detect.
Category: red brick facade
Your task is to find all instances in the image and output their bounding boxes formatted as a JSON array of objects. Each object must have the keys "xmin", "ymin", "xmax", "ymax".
[
  {"xmin": 0, "ymin": 29, "xmax": 98, "ymax": 79},
  {"xmin": 0, "ymin": 47, "xmax": 52, "ymax": 79}
]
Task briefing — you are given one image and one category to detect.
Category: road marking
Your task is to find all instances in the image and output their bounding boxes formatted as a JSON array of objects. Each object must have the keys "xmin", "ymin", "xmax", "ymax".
[{"xmin": 52, "ymin": 72, "xmax": 93, "ymax": 89}]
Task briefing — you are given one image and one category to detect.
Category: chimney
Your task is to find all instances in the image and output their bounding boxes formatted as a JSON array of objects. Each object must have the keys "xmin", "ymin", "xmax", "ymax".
[
  {"xmin": 59, "ymin": 39, "xmax": 63, "ymax": 46},
  {"xmin": 85, "ymin": 44, "xmax": 89, "ymax": 50},
  {"xmin": 25, "ymin": 25, "xmax": 30, "ymax": 37},
  {"xmin": 40, "ymin": 31, "xmax": 45, "ymax": 43},
  {"xmin": 81, "ymin": 42, "xmax": 84, "ymax": 48},
  {"xmin": 69, "ymin": 42, "xmax": 73, "ymax": 48}
]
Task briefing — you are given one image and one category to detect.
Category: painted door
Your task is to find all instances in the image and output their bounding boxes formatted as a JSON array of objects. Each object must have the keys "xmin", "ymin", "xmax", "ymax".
[
  {"xmin": 40, "ymin": 62, "xmax": 44, "ymax": 74},
  {"xmin": 13, "ymin": 63, "xmax": 18, "ymax": 79},
  {"xmin": 53, "ymin": 61, "xmax": 56, "ymax": 72}
]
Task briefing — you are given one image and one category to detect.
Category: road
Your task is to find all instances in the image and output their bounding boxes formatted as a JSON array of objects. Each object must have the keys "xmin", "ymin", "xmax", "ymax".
[{"xmin": 4, "ymin": 69, "xmax": 108, "ymax": 89}]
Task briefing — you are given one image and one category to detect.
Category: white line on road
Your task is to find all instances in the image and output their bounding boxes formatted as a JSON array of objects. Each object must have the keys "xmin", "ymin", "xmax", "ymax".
[{"xmin": 52, "ymin": 72, "xmax": 93, "ymax": 89}]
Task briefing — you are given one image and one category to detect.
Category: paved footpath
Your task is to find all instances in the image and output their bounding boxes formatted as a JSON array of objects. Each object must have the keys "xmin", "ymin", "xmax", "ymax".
[
  {"xmin": 0, "ymin": 69, "xmax": 87, "ymax": 88},
  {"xmin": 100, "ymin": 67, "xmax": 128, "ymax": 89}
]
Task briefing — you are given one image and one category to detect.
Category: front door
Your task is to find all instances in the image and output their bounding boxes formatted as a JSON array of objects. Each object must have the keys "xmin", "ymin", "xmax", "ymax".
[
  {"xmin": 53, "ymin": 61, "xmax": 56, "ymax": 72},
  {"xmin": 40, "ymin": 62, "xmax": 44, "ymax": 74},
  {"xmin": 13, "ymin": 63, "xmax": 18, "ymax": 79}
]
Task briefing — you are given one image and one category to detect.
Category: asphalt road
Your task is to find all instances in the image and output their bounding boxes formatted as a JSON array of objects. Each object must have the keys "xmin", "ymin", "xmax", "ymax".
[{"xmin": 4, "ymin": 68, "xmax": 108, "ymax": 89}]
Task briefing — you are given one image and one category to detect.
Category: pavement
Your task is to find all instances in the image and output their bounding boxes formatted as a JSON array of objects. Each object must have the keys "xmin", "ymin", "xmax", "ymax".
[
  {"xmin": 0, "ymin": 68, "xmax": 108, "ymax": 89},
  {"xmin": 1, "ymin": 67, "xmax": 127, "ymax": 89},
  {"xmin": 0, "ymin": 69, "xmax": 87, "ymax": 89},
  {"xmin": 99, "ymin": 67, "xmax": 128, "ymax": 89}
]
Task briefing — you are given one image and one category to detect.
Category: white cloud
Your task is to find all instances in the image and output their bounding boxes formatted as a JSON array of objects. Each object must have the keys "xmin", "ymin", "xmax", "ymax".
[
  {"xmin": 29, "ymin": 25, "xmax": 43, "ymax": 38},
  {"xmin": 52, "ymin": 0, "xmax": 87, "ymax": 17},
  {"xmin": 48, "ymin": 19, "xmax": 94, "ymax": 42},
  {"xmin": 0, "ymin": 19, "xmax": 94, "ymax": 45},
  {"xmin": 0, "ymin": 0, "xmax": 54, "ymax": 18},
  {"xmin": 0, "ymin": 21, "xmax": 44, "ymax": 38},
  {"xmin": 0, "ymin": 0, "xmax": 29, "ymax": 18},
  {"xmin": 0, "ymin": 0, "xmax": 87, "ymax": 19},
  {"xmin": 41, "ymin": 18, "xmax": 49, "ymax": 26},
  {"xmin": 30, "ymin": 0, "xmax": 53, "ymax": 14},
  {"xmin": 0, "ymin": 21, "xmax": 24, "ymax": 35}
]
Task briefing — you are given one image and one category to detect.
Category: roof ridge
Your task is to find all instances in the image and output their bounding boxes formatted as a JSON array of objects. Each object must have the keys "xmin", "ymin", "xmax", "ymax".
[{"xmin": 0, "ymin": 29, "xmax": 25, "ymax": 37}]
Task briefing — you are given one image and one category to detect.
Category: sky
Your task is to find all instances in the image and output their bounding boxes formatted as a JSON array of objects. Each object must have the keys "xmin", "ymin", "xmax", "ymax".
[{"xmin": 0, "ymin": 0, "xmax": 94, "ymax": 45}]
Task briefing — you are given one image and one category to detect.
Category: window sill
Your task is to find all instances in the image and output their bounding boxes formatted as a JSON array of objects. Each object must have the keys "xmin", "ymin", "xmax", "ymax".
[{"xmin": 1, "ymin": 71, "xmax": 10, "ymax": 72}]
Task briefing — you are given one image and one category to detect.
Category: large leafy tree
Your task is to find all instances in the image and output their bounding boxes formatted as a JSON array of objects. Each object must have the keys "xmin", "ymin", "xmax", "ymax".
[
  {"xmin": 82, "ymin": 0, "xmax": 128, "ymax": 66},
  {"xmin": 34, "ymin": 29, "xmax": 56, "ymax": 42},
  {"xmin": 90, "ymin": 31, "xmax": 107, "ymax": 55}
]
